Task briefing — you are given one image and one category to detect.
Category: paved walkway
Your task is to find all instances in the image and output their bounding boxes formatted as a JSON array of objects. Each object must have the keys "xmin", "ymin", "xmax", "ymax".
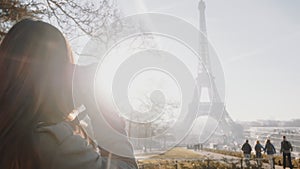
[{"xmin": 135, "ymin": 149, "xmax": 166, "ymax": 160}]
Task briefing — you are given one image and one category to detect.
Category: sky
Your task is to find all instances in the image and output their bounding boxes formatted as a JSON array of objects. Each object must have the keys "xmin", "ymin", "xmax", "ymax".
[{"xmin": 115, "ymin": 0, "xmax": 300, "ymax": 121}]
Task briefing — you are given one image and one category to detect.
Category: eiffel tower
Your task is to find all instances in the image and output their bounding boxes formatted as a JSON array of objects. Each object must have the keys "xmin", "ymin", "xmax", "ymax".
[{"xmin": 184, "ymin": 0, "xmax": 242, "ymax": 145}]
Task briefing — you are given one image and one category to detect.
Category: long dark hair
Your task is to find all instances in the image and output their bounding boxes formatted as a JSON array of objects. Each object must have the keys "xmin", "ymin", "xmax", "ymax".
[{"xmin": 0, "ymin": 19, "xmax": 74, "ymax": 169}]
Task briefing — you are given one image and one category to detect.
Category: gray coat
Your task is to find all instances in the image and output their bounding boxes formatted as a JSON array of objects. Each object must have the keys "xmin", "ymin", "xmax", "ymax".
[{"xmin": 35, "ymin": 122, "xmax": 137, "ymax": 169}]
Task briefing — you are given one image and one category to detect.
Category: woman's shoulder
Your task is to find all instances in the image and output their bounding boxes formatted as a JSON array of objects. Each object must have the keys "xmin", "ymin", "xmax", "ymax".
[
  {"xmin": 34, "ymin": 121, "xmax": 102, "ymax": 169},
  {"xmin": 35, "ymin": 122, "xmax": 74, "ymax": 143}
]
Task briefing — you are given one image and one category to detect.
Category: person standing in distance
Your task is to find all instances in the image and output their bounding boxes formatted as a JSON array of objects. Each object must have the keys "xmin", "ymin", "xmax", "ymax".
[
  {"xmin": 254, "ymin": 140, "xmax": 264, "ymax": 168},
  {"xmin": 265, "ymin": 139, "xmax": 276, "ymax": 169},
  {"xmin": 242, "ymin": 139, "xmax": 252, "ymax": 167},
  {"xmin": 281, "ymin": 136, "xmax": 293, "ymax": 169}
]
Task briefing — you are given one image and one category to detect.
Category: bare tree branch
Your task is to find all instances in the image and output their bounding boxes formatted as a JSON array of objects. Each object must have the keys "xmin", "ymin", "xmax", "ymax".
[{"xmin": 0, "ymin": 0, "xmax": 119, "ymax": 41}]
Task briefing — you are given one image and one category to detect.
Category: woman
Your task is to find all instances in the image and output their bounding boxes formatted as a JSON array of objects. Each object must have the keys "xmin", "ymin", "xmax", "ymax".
[
  {"xmin": 254, "ymin": 140, "xmax": 264, "ymax": 168},
  {"xmin": 0, "ymin": 19, "xmax": 136, "ymax": 169},
  {"xmin": 265, "ymin": 139, "xmax": 276, "ymax": 169}
]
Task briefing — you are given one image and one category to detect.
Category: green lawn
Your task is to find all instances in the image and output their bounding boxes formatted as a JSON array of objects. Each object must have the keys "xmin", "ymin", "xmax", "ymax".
[
  {"xmin": 138, "ymin": 147, "xmax": 235, "ymax": 169},
  {"xmin": 137, "ymin": 147, "xmax": 300, "ymax": 168},
  {"xmin": 150, "ymin": 147, "xmax": 204, "ymax": 159}
]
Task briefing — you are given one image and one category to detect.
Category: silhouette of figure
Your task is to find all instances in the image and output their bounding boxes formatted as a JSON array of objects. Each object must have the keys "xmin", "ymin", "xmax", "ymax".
[
  {"xmin": 265, "ymin": 139, "xmax": 276, "ymax": 169},
  {"xmin": 254, "ymin": 140, "xmax": 264, "ymax": 168},
  {"xmin": 281, "ymin": 136, "xmax": 293, "ymax": 169},
  {"xmin": 242, "ymin": 139, "xmax": 252, "ymax": 167}
]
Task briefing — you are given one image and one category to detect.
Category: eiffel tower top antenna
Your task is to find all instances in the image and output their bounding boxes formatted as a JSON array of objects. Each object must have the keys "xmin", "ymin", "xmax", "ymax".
[
  {"xmin": 198, "ymin": 0, "xmax": 211, "ymax": 74},
  {"xmin": 198, "ymin": 0, "xmax": 207, "ymax": 36}
]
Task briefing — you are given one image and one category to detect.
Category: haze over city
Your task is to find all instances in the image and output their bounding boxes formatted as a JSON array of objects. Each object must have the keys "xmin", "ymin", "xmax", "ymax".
[{"xmin": 117, "ymin": 0, "xmax": 300, "ymax": 121}]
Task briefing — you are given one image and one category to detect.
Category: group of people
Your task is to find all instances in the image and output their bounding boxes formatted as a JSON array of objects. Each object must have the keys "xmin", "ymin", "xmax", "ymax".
[{"xmin": 241, "ymin": 136, "xmax": 293, "ymax": 169}]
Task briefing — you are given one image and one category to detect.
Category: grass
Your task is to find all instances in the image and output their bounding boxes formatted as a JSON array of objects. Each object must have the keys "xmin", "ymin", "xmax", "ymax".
[
  {"xmin": 137, "ymin": 147, "xmax": 241, "ymax": 169},
  {"xmin": 138, "ymin": 147, "xmax": 204, "ymax": 168},
  {"xmin": 203, "ymin": 148, "xmax": 243, "ymax": 158},
  {"xmin": 150, "ymin": 147, "xmax": 204, "ymax": 159},
  {"xmin": 137, "ymin": 147, "xmax": 300, "ymax": 168}
]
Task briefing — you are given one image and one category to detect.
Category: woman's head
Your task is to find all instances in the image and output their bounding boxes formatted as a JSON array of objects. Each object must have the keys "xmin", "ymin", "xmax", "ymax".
[
  {"xmin": 0, "ymin": 19, "xmax": 75, "ymax": 120},
  {"xmin": 0, "ymin": 19, "xmax": 74, "ymax": 168}
]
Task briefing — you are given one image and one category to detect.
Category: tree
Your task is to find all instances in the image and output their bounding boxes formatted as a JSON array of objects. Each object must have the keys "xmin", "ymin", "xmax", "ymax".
[
  {"xmin": 126, "ymin": 93, "xmax": 180, "ymax": 151},
  {"xmin": 0, "ymin": 0, "xmax": 118, "ymax": 41},
  {"xmin": 0, "ymin": 0, "xmax": 44, "ymax": 38}
]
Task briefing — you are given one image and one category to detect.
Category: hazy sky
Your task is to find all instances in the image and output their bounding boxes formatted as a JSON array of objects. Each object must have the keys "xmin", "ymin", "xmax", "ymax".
[{"xmin": 116, "ymin": 0, "xmax": 300, "ymax": 121}]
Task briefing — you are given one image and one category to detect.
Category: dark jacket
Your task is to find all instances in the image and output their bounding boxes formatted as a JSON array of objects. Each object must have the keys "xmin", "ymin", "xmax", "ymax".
[
  {"xmin": 255, "ymin": 143, "xmax": 264, "ymax": 153},
  {"xmin": 265, "ymin": 142, "xmax": 276, "ymax": 155},
  {"xmin": 281, "ymin": 140, "xmax": 293, "ymax": 154},
  {"xmin": 35, "ymin": 122, "xmax": 137, "ymax": 169},
  {"xmin": 242, "ymin": 142, "xmax": 252, "ymax": 154}
]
